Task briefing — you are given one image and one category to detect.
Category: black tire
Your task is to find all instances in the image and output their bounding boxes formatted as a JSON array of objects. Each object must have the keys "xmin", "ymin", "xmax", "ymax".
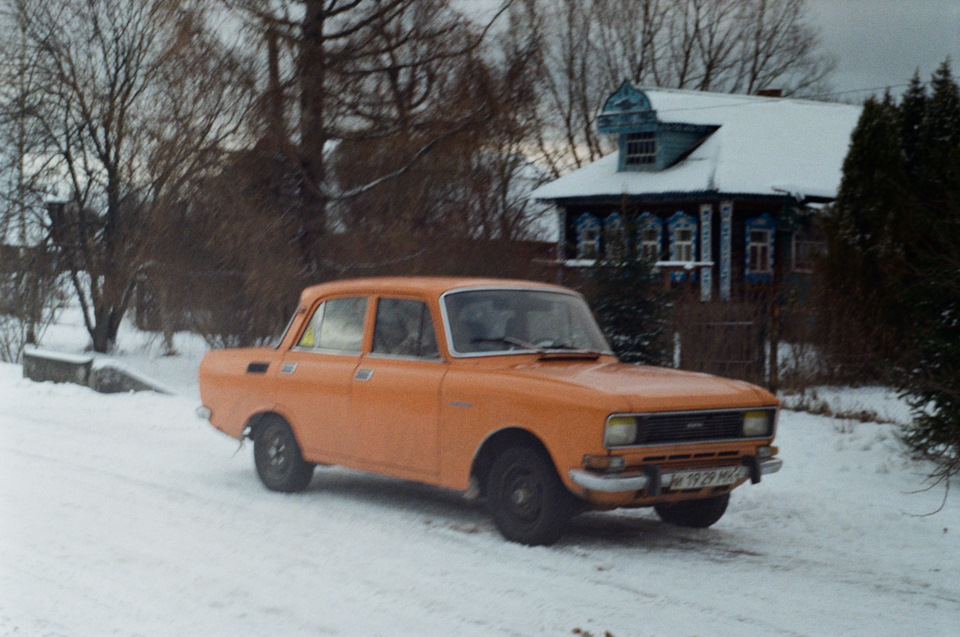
[
  {"xmin": 486, "ymin": 446, "xmax": 572, "ymax": 546},
  {"xmin": 654, "ymin": 493, "xmax": 730, "ymax": 528},
  {"xmin": 253, "ymin": 416, "xmax": 315, "ymax": 493}
]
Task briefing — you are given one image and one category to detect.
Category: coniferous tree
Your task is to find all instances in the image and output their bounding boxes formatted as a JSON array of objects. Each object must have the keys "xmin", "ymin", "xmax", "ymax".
[
  {"xmin": 832, "ymin": 95, "xmax": 909, "ymax": 263},
  {"xmin": 824, "ymin": 59, "xmax": 960, "ymax": 487},
  {"xmin": 818, "ymin": 95, "xmax": 910, "ymax": 373},
  {"xmin": 898, "ymin": 71, "xmax": 927, "ymax": 181},
  {"xmin": 821, "ymin": 60, "xmax": 960, "ymax": 481},
  {"xmin": 588, "ymin": 236, "xmax": 671, "ymax": 365},
  {"xmin": 916, "ymin": 60, "xmax": 960, "ymax": 200},
  {"xmin": 898, "ymin": 61, "xmax": 960, "ymax": 487}
]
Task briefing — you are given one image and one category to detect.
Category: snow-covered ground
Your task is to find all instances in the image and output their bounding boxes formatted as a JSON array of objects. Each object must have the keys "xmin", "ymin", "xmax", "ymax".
[{"xmin": 2, "ymin": 312, "xmax": 959, "ymax": 636}]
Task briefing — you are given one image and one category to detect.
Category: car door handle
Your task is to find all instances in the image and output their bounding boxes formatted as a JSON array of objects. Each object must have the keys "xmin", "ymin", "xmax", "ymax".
[{"xmin": 354, "ymin": 368, "xmax": 374, "ymax": 382}]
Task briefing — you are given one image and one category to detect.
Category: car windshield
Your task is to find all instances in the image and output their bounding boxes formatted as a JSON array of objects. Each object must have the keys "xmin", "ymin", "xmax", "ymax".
[{"xmin": 442, "ymin": 288, "xmax": 611, "ymax": 356}]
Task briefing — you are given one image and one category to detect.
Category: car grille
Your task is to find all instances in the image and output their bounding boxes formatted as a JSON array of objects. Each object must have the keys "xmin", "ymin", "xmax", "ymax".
[{"xmin": 637, "ymin": 410, "xmax": 745, "ymax": 445}]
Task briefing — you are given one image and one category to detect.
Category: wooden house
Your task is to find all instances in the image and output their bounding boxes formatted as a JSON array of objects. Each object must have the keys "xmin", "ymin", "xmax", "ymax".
[{"xmin": 531, "ymin": 82, "xmax": 862, "ymax": 302}]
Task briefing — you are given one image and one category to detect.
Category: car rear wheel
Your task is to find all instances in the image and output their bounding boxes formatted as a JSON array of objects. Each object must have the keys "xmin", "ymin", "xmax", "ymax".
[
  {"xmin": 654, "ymin": 493, "xmax": 730, "ymax": 528},
  {"xmin": 253, "ymin": 417, "xmax": 314, "ymax": 492},
  {"xmin": 486, "ymin": 446, "xmax": 572, "ymax": 546}
]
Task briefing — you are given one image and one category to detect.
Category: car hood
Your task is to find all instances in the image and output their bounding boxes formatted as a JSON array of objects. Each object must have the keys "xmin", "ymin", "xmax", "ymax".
[{"xmin": 502, "ymin": 360, "xmax": 776, "ymax": 412}]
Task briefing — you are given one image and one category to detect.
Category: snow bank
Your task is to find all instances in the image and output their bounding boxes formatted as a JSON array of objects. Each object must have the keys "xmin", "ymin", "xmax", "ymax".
[{"xmin": 2, "ymin": 357, "xmax": 958, "ymax": 636}]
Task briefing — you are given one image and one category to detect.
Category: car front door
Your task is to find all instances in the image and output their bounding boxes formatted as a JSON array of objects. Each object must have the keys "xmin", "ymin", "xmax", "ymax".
[
  {"xmin": 278, "ymin": 295, "xmax": 368, "ymax": 461},
  {"xmin": 350, "ymin": 296, "xmax": 446, "ymax": 479}
]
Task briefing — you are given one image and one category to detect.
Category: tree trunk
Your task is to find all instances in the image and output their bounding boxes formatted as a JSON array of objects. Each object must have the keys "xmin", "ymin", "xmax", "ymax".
[{"xmin": 297, "ymin": 0, "xmax": 329, "ymax": 274}]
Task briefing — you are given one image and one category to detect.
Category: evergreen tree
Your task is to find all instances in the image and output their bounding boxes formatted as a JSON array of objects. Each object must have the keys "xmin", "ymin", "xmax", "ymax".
[
  {"xmin": 832, "ymin": 95, "xmax": 909, "ymax": 264},
  {"xmin": 898, "ymin": 71, "xmax": 927, "ymax": 180},
  {"xmin": 901, "ymin": 231, "xmax": 960, "ymax": 488},
  {"xmin": 810, "ymin": 58, "xmax": 960, "ymax": 485},
  {"xmin": 588, "ymin": 248, "xmax": 671, "ymax": 365},
  {"xmin": 916, "ymin": 59, "xmax": 960, "ymax": 198},
  {"xmin": 818, "ymin": 95, "xmax": 910, "ymax": 373},
  {"xmin": 898, "ymin": 61, "xmax": 960, "ymax": 486}
]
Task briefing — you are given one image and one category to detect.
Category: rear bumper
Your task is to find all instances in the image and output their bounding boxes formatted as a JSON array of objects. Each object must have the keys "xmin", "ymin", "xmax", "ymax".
[{"xmin": 569, "ymin": 457, "xmax": 782, "ymax": 494}]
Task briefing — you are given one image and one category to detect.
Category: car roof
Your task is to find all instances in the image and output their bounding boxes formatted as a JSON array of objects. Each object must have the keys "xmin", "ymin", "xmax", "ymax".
[{"xmin": 298, "ymin": 276, "xmax": 576, "ymax": 304}]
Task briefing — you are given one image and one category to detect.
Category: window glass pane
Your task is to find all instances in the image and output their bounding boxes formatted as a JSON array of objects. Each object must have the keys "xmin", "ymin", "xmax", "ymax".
[
  {"xmin": 748, "ymin": 231, "xmax": 772, "ymax": 272},
  {"xmin": 444, "ymin": 289, "xmax": 610, "ymax": 355},
  {"xmin": 576, "ymin": 214, "xmax": 601, "ymax": 259},
  {"xmin": 640, "ymin": 224, "xmax": 660, "ymax": 261},
  {"xmin": 625, "ymin": 131, "xmax": 656, "ymax": 166},
  {"xmin": 373, "ymin": 298, "xmax": 439, "ymax": 358},
  {"xmin": 316, "ymin": 297, "xmax": 367, "ymax": 352},
  {"xmin": 792, "ymin": 233, "xmax": 823, "ymax": 272},
  {"xmin": 674, "ymin": 228, "xmax": 694, "ymax": 262},
  {"xmin": 580, "ymin": 229, "xmax": 599, "ymax": 258},
  {"xmin": 297, "ymin": 304, "xmax": 324, "ymax": 348}
]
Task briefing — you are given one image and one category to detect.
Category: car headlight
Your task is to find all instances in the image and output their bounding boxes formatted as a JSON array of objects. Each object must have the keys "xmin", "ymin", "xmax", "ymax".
[
  {"xmin": 604, "ymin": 415, "xmax": 638, "ymax": 447},
  {"xmin": 743, "ymin": 409, "xmax": 772, "ymax": 437}
]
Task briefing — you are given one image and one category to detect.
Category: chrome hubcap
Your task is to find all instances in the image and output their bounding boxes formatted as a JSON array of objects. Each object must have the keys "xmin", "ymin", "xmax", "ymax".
[
  {"xmin": 268, "ymin": 438, "xmax": 287, "ymax": 468},
  {"xmin": 512, "ymin": 486, "xmax": 531, "ymax": 506},
  {"xmin": 505, "ymin": 470, "xmax": 541, "ymax": 521}
]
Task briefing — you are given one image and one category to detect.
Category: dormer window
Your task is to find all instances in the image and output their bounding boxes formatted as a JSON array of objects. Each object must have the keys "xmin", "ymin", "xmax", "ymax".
[
  {"xmin": 624, "ymin": 131, "xmax": 656, "ymax": 166},
  {"xmin": 598, "ymin": 82, "xmax": 716, "ymax": 174}
]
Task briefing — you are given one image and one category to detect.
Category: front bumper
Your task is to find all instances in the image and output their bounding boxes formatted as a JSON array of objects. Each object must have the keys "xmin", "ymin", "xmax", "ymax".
[{"xmin": 569, "ymin": 457, "xmax": 782, "ymax": 494}]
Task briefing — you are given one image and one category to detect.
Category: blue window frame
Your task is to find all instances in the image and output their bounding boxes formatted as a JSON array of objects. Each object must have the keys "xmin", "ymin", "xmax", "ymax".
[
  {"xmin": 745, "ymin": 214, "xmax": 777, "ymax": 283},
  {"xmin": 637, "ymin": 212, "xmax": 662, "ymax": 263},
  {"xmin": 575, "ymin": 213, "xmax": 601, "ymax": 259},
  {"xmin": 667, "ymin": 211, "xmax": 697, "ymax": 281},
  {"xmin": 604, "ymin": 213, "xmax": 625, "ymax": 259}
]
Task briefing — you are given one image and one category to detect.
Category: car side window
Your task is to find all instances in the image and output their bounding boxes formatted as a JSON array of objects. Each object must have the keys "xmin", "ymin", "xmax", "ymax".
[
  {"xmin": 297, "ymin": 297, "xmax": 367, "ymax": 353},
  {"xmin": 372, "ymin": 298, "xmax": 439, "ymax": 359}
]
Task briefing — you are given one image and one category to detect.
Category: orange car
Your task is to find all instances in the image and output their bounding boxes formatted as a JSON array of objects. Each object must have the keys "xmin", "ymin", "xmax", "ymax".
[{"xmin": 198, "ymin": 277, "xmax": 781, "ymax": 545}]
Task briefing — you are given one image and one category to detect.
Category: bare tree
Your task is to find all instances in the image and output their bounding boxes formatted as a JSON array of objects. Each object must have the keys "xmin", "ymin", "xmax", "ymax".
[
  {"xmin": 0, "ymin": 3, "xmax": 64, "ymax": 361},
  {"xmin": 516, "ymin": 0, "xmax": 836, "ymax": 177},
  {"xmin": 520, "ymin": 0, "xmax": 611, "ymax": 177},
  {"xmin": 225, "ymin": 0, "xmax": 513, "ymax": 274},
  {"xmin": 13, "ymin": 0, "xmax": 255, "ymax": 352},
  {"xmin": 325, "ymin": 48, "xmax": 552, "ymax": 279},
  {"xmin": 597, "ymin": 0, "xmax": 834, "ymax": 94},
  {"xmin": 592, "ymin": 0, "xmax": 666, "ymax": 90},
  {"xmin": 729, "ymin": 0, "xmax": 835, "ymax": 96}
]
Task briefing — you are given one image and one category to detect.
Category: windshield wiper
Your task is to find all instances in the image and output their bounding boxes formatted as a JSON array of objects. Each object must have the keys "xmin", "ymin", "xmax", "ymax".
[
  {"xmin": 541, "ymin": 344, "xmax": 603, "ymax": 358},
  {"xmin": 471, "ymin": 337, "xmax": 602, "ymax": 359},
  {"xmin": 471, "ymin": 336, "xmax": 545, "ymax": 354}
]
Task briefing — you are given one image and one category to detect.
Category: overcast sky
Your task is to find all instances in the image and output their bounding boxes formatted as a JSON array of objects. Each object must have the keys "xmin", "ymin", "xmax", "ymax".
[
  {"xmin": 467, "ymin": 0, "xmax": 960, "ymax": 102},
  {"xmin": 807, "ymin": 0, "xmax": 960, "ymax": 100}
]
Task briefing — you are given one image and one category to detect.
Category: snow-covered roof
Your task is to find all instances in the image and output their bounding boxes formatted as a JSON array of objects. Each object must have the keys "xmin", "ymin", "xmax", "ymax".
[{"xmin": 531, "ymin": 87, "xmax": 862, "ymax": 203}]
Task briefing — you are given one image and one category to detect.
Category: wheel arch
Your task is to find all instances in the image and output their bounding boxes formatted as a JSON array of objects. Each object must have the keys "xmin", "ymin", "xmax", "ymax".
[
  {"xmin": 470, "ymin": 427, "xmax": 557, "ymax": 499},
  {"xmin": 244, "ymin": 410, "xmax": 295, "ymax": 441}
]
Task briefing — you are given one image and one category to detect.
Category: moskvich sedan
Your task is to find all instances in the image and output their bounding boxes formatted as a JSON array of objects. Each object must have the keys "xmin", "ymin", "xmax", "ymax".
[{"xmin": 198, "ymin": 277, "xmax": 781, "ymax": 545}]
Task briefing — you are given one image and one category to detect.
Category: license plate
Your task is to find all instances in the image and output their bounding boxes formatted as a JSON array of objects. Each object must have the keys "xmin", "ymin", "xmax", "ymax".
[{"xmin": 669, "ymin": 466, "xmax": 742, "ymax": 490}]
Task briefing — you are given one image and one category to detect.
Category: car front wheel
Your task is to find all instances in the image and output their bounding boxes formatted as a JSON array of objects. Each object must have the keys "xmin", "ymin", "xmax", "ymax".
[
  {"xmin": 253, "ymin": 417, "xmax": 315, "ymax": 492},
  {"xmin": 654, "ymin": 493, "xmax": 730, "ymax": 528},
  {"xmin": 486, "ymin": 446, "xmax": 572, "ymax": 546}
]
